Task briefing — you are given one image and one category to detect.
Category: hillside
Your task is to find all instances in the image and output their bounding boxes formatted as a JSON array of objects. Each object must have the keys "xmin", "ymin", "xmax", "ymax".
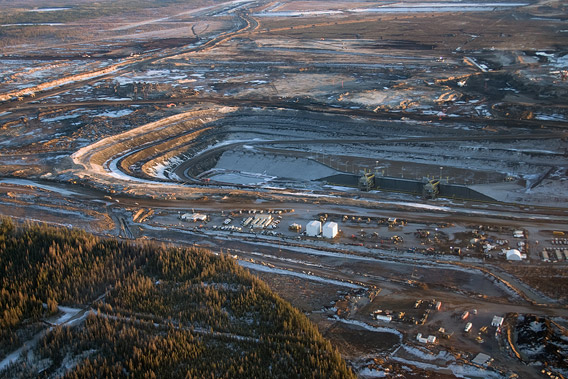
[{"xmin": 0, "ymin": 218, "xmax": 353, "ymax": 378}]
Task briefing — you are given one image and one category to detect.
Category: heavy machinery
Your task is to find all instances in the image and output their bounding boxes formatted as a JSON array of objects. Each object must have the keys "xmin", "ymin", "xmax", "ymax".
[
  {"xmin": 359, "ymin": 170, "xmax": 375, "ymax": 191},
  {"xmin": 423, "ymin": 179, "xmax": 440, "ymax": 199}
]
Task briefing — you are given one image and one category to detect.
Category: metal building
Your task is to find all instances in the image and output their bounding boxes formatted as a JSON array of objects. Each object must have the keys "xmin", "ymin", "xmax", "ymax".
[
  {"xmin": 306, "ymin": 220, "xmax": 322, "ymax": 236},
  {"xmin": 322, "ymin": 221, "xmax": 338, "ymax": 238}
]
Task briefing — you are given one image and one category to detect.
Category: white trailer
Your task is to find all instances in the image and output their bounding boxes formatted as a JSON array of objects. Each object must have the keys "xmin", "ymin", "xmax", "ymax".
[{"xmin": 376, "ymin": 314, "xmax": 392, "ymax": 323}]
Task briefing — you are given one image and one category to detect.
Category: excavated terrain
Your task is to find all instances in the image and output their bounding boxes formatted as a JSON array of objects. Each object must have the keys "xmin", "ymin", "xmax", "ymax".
[{"xmin": 1, "ymin": 0, "xmax": 568, "ymax": 377}]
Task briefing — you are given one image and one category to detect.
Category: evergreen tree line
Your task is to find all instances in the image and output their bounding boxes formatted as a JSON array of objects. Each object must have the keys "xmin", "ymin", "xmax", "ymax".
[{"xmin": 0, "ymin": 218, "xmax": 354, "ymax": 378}]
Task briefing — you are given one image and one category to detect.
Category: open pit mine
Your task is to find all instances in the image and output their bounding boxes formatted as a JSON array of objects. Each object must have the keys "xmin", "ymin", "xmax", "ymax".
[{"xmin": 1, "ymin": 0, "xmax": 568, "ymax": 377}]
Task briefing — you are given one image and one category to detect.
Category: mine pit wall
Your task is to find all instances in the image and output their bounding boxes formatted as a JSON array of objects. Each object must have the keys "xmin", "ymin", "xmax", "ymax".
[
  {"xmin": 184, "ymin": 152, "xmax": 224, "ymax": 179},
  {"xmin": 90, "ymin": 122, "xmax": 188, "ymax": 169},
  {"xmin": 138, "ymin": 130, "xmax": 210, "ymax": 179},
  {"xmin": 321, "ymin": 174, "xmax": 496, "ymax": 202},
  {"xmin": 74, "ymin": 111, "xmax": 206, "ymax": 166},
  {"xmin": 140, "ymin": 134, "xmax": 223, "ymax": 180},
  {"xmin": 128, "ymin": 127, "xmax": 235, "ymax": 180},
  {"xmin": 125, "ymin": 128, "xmax": 213, "ymax": 178},
  {"xmin": 76, "ymin": 109, "xmax": 229, "ymax": 179}
]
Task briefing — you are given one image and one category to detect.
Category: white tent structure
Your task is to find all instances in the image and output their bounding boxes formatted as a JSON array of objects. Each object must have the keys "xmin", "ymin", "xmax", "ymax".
[{"xmin": 505, "ymin": 249, "xmax": 522, "ymax": 261}]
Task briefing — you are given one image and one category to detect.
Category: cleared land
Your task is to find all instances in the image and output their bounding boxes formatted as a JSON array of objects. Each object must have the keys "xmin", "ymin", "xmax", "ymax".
[{"xmin": 1, "ymin": 0, "xmax": 567, "ymax": 377}]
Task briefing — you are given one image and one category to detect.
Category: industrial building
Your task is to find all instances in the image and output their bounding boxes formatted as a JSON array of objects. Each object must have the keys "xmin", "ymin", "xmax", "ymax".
[
  {"xmin": 505, "ymin": 249, "xmax": 522, "ymax": 261},
  {"xmin": 322, "ymin": 221, "xmax": 338, "ymax": 238},
  {"xmin": 306, "ymin": 220, "xmax": 322, "ymax": 236},
  {"xmin": 491, "ymin": 316, "xmax": 504, "ymax": 327},
  {"xmin": 472, "ymin": 353, "xmax": 492, "ymax": 366},
  {"xmin": 375, "ymin": 314, "xmax": 392, "ymax": 323},
  {"xmin": 416, "ymin": 333, "xmax": 436, "ymax": 344},
  {"xmin": 181, "ymin": 213, "xmax": 207, "ymax": 222}
]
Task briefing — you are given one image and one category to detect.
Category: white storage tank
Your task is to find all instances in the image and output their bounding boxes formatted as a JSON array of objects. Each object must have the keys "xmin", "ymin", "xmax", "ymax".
[
  {"xmin": 306, "ymin": 220, "xmax": 322, "ymax": 236},
  {"xmin": 322, "ymin": 221, "xmax": 338, "ymax": 239}
]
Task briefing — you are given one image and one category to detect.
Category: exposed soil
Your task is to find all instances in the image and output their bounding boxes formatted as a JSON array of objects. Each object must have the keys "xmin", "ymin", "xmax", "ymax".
[{"xmin": 1, "ymin": 0, "xmax": 568, "ymax": 377}]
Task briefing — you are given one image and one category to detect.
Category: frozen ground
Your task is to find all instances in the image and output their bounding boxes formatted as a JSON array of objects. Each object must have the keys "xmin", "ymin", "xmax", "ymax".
[
  {"xmin": 207, "ymin": 171, "xmax": 276, "ymax": 185},
  {"xmin": 1, "ymin": 1, "xmax": 567, "ymax": 377},
  {"xmin": 471, "ymin": 177, "xmax": 568, "ymax": 205},
  {"xmin": 255, "ymin": 2, "xmax": 528, "ymax": 16},
  {"xmin": 239, "ymin": 260, "xmax": 365, "ymax": 289},
  {"xmin": 213, "ymin": 150, "xmax": 339, "ymax": 182},
  {"xmin": 0, "ymin": 179, "xmax": 81, "ymax": 197}
]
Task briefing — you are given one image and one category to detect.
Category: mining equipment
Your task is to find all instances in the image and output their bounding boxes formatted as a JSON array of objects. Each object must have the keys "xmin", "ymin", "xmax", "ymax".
[
  {"xmin": 359, "ymin": 170, "xmax": 375, "ymax": 191},
  {"xmin": 423, "ymin": 179, "xmax": 440, "ymax": 199},
  {"xmin": 289, "ymin": 223, "xmax": 302, "ymax": 232}
]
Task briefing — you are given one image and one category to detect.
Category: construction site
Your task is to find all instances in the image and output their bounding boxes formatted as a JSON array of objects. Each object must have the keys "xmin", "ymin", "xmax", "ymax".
[{"xmin": 1, "ymin": 0, "xmax": 568, "ymax": 377}]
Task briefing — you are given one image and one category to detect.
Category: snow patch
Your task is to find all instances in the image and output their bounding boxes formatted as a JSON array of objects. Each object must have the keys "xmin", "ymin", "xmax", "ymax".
[
  {"xmin": 331, "ymin": 316, "xmax": 403, "ymax": 339},
  {"xmin": 239, "ymin": 260, "xmax": 365, "ymax": 289}
]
